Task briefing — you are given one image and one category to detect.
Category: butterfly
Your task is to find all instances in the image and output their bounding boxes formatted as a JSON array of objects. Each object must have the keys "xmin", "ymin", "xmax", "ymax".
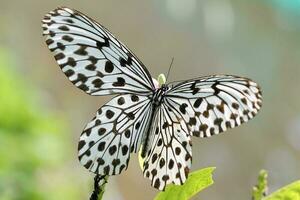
[{"xmin": 42, "ymin": 7, "xmax": 262, "ymax": 190}]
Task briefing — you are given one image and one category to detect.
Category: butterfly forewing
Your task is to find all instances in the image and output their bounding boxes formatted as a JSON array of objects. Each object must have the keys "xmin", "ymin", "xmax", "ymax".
[
  {"xmin": 78, "ymin": 94, "xmax": 153, "ymax": 175},
  {"xmin": 166, "ymin": 75, "xmax": 262, "ymax": 137},
  {"xmin": 42, "ymin": 7, "xmax": 154, "ymax": 96}
]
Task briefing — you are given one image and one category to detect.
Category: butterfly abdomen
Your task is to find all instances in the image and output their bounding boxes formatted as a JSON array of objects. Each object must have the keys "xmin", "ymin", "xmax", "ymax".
[
  {"xmin": 140, "ymin": 86, "xmax": 168, "ymax": 158},
  {"xmin": 140, "ymin": 107, "xmax": 157, "ymax": 158}
]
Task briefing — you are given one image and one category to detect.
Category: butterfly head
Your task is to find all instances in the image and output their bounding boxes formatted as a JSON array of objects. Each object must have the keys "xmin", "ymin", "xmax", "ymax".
[
  {"xmin": 153, "ymin": 73, "xmax": 168, "ymax": 89},
  {"xmin": 152, "ymin": 74, "xmax": 169, "ymax": 107},
  {"xmin": 157, "ymin": 74, "xmax": 166, "ymax": 87}
]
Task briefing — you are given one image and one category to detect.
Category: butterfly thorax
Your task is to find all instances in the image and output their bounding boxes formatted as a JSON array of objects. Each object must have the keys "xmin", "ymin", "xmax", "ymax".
[{"xmin": 152, "ymin": 84, "xmax": 169, "ymax": 107}]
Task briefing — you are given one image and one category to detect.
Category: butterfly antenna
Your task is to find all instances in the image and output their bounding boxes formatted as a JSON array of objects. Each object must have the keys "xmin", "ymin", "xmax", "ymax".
[{"xmin": 166, "ymin": 57, "xmax": 174, "ymax": 82}]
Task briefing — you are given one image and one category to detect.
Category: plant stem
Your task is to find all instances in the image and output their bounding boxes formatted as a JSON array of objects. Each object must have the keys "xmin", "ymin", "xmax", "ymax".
[
  {"xmin": 252, "ymin": 170, "xmax": 268, "ymax": 200},
  {"xmin": 89, "ymin": 175, "xmax": 109, "ymax": 200}
]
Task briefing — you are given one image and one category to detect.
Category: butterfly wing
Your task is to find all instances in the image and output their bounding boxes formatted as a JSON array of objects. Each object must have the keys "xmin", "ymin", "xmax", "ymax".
[
  {"xmin": 165, "ymin": 75, "xmax": 262, "ymax": 137},
  {"xmin": 42, "ymin": 7, "xmax": 154, "ymax": 95},
  {"xmin": 78, "ymin": 94, "xmax": 153, "ymax": 175},
  {"xmin": 143, "ymin": 75, "xmax": 261, "ymax": 190},
  {"xmin": 143, "ymin": 103, "xmax": 192, "ymax": 190}
]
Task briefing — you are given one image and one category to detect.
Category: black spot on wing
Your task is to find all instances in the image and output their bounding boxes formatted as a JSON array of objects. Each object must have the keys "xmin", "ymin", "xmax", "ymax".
[
  {"xmin": 54, "ymin": 52, "xmax": 65, "ymax": 60},
  {"xmin": 193, "ymin": 98, "xmax": 202, "ymax": 108},
  {"xmin": 190, "ymin": 81, "xmax": 200, "ymax": 95},
  {"xmin": 58, "ymin": 25, "xmax": 69, "ymax": 31},
  {"xmin": 179, "ymin": 103, "xmax": 188, "ymax": 114},
  {"xmin": 119, "ymin": 56, "xmax": 132, "ymax": 67},
  {"xmin": 92, "ymin": 79, "xmax": 104, "ymax": 88},
  {"xmin": 117, "ymin": 97, "xmax": 125, "ymax": 105},
  {"xmin": 104, "ymin": 61, "xmax": 114, "ymax": 73},
  {"xmin": 113, "ymin": 77, "xmax": 126, "ymax": 87},
  {"xmin": 74, "ymin": 46, "xmax": 88, "ymax": 56},
  {"xmin": 106, "ymin": 110, "xmax": 115, "ymax": 119},
  {"xmin": 96, "ymin": 38, "xmax": 109, "ymax": 48},
  {"xmin": 62, "ymin": 35, "xmax": 74, "ymax": 42}
]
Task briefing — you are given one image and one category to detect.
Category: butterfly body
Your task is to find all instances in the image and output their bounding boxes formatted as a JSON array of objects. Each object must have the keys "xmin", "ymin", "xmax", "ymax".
[
  {"xmin": 42, "ymin": 7, "xmax": 262, "ymax": 190},
  {"xmin": 140, "ymin": 83, "xmax": 168, "ymax": 157},
  {"xmin": 152, "ymin": 84, "xmax": 168, "ymax": 105}
]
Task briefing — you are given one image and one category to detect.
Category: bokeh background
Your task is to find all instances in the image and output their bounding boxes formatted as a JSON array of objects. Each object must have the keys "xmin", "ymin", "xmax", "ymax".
[{"xmin": 0, "ymin": 0, "xmax": 299, "ymax": 199}]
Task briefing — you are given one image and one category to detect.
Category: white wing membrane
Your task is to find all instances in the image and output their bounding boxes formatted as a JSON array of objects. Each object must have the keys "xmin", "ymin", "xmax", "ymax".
[
  {"xmin": 143, "ymin": 104, "xmax": 192, "ymax": 190},
  {"xmin": 166, "ymin": 75, "xmax": 262, "ymax": 137},
  {"xmin": 42, "ymin": 7, "xmax": 154, "ymax": 95},
  {"xmin": 78, "ymin": 94, "xmax": 152, "ymax": 175}
]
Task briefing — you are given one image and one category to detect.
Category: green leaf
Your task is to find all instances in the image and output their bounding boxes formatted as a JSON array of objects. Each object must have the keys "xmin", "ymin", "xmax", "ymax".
[
  {"xmin": 154, "ymin": 167, "xmax": 215, "ymax": 200},
  {"xmin": 251, "ymin": 169, "xmax": 300, "ymax": 200},
  {"xmin": 263, "ymin": 181, "xmax": 300, "ymax": 200},
  {"xmin": 252, "ymin": 170, "xmax": 268, "ymax": 200}
]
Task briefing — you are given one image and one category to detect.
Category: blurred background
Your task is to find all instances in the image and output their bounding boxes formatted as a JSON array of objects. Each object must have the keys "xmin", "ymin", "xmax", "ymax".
[{"xmin": 0, "ymin": 0, "xmax": 299, "ymax": 199}]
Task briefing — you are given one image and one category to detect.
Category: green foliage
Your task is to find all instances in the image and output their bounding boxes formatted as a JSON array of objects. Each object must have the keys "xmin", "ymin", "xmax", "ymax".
[
  {"xmin": 0, "ymin": 48, "xmax": 80, "ymax": 200},
  {"xmin": 252, "ymin": 170, "xmax": 268, "ymax": 200},
  {"xmin": 264, "ymin": 181, "xmax": 300, "ymax": 200},
  {"xmin": 154, "ymin": 167, "xmax": 215, "ymax": 200},
  {"xmin": 252, "ymin": 169, "xmax": 300, "ymax": 200}
]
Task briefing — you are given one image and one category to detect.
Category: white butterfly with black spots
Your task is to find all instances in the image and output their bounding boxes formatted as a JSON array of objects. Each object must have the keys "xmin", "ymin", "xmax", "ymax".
[{"xmin": 42, "ymin": 7, "xmax": 262, "ymax": 190}]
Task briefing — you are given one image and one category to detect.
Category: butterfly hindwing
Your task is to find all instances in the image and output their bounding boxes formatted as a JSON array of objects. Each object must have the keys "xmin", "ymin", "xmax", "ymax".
[
  {"xmin": 78, "ymin": 94, "xmax": 152, "ymax": 175},
  {"xmin": 143, "ymin": 103, "xmax": 192, "ymax": 190},
  {"xmin": 166, "ymin": 75, "xmax": 262, "ymax": 137},
  {"xmin": 42, "ymin": 7, "xmax": 154, "ymax": 96}
]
